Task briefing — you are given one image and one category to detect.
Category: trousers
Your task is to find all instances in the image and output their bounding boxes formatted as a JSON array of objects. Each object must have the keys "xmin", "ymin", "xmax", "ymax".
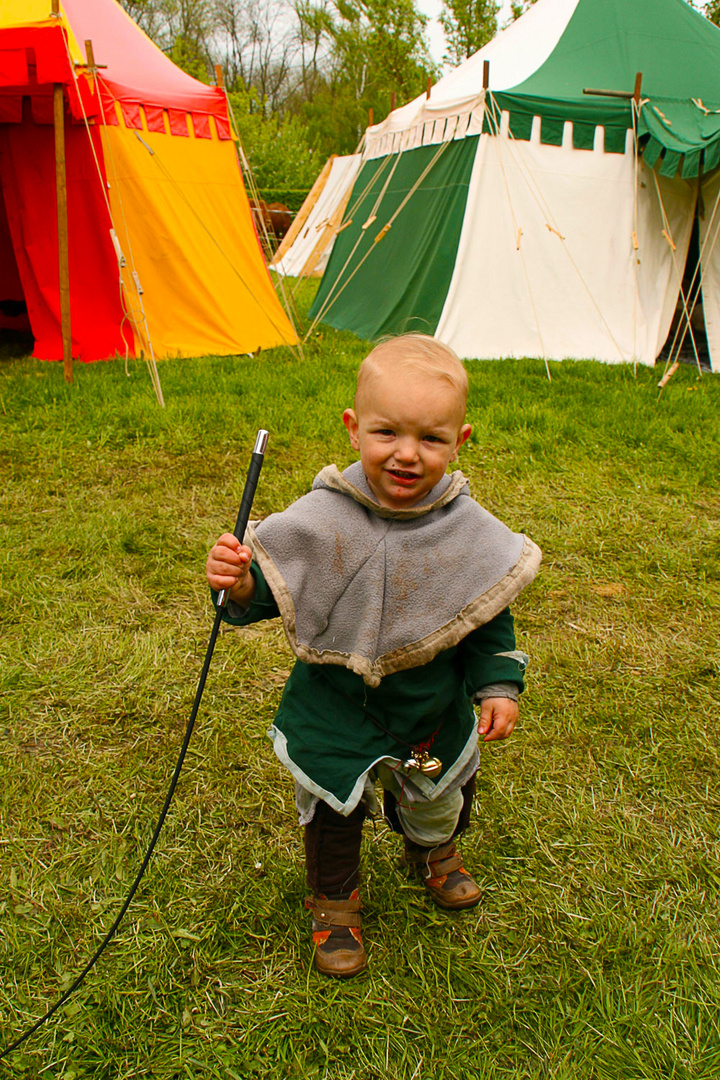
[{"xmin": 304, "ymin": 773, "xmax": 476, "ymax": 899}]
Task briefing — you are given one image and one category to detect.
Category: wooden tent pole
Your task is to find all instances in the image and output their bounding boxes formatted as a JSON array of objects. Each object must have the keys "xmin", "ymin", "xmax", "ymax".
[
  {"xmin": 51, "ymin": 0, "xmax": 72, "ymax": 381},
  {"xmin": 53, "ymin": 83, "xmax": 72, "ymax": 383}
]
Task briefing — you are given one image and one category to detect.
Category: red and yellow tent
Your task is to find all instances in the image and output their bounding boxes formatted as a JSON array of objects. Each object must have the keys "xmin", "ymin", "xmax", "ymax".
[{"xmin": 0, "ymin": 0, "xmax": 296, "ymax": 367}]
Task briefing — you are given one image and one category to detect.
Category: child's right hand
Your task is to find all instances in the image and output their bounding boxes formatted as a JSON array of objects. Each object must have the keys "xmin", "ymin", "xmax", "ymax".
[{"xmin": 206, "ymin": 533, "xmax": 255, "ymax": 605}]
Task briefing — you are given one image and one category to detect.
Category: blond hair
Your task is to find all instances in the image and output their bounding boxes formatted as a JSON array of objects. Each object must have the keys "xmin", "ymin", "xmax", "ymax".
[{"xmin": 356, "ymin": 334, "xmax": 468, "ymax": 415}]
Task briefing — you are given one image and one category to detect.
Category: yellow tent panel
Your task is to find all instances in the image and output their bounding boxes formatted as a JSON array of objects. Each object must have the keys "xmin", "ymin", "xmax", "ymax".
[{"xmin": 103, "ymin": 119, "xmax": 297, "ymax": 358}]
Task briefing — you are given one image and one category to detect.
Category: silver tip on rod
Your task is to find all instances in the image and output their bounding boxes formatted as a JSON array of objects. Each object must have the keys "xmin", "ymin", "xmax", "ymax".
[{"xmin": 254, "ymin": 429, "xmax": 269, "ymax": 455}]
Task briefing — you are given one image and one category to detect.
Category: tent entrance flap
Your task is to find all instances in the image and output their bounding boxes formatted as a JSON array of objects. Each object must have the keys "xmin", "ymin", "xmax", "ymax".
[
  {"xmin": 0, "ymin": 159, "xmax": 30, "ymax": 333},
  {"xmin": 658, "ymin": 204, "xmax": 710, "ymax": 371}
]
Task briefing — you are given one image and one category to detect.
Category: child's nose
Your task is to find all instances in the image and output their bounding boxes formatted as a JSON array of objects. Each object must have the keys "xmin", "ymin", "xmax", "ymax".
[{"xmin": 394, "ymin": 437, "xmax": 419, "ymax": 462}]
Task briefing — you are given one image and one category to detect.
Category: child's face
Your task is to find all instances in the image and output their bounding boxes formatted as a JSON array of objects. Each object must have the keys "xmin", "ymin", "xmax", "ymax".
[{"xmin": 342, "ymin": 368, "xmax": 471, "ymax": 510}]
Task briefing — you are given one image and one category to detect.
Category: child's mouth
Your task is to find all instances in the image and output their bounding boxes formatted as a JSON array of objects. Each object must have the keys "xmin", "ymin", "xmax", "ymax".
[{"xmin": 388, "ymin": 469, "xmax": 419, "ymax": 484}]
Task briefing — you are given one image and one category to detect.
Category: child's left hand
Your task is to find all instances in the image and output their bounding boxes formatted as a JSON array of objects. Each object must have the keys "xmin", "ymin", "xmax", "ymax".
[{"xmin": 477, "ymin": 697, "xmax": 519, "ymax": 742}]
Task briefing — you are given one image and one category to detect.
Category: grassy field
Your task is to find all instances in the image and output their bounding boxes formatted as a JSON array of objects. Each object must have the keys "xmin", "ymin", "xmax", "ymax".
[{"xmin": 1, "ymin": 294, "xmax": 720, "ymax": 1079}]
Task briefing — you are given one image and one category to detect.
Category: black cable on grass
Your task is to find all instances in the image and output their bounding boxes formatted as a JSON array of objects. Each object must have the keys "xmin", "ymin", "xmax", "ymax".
[
  {"xmin": 0, "ymin": 430, "xmax": 269, "ymax": 1062},
  {"xmin": 0, "ymin": 611, "xmax": 222, "ymax": 1060}
]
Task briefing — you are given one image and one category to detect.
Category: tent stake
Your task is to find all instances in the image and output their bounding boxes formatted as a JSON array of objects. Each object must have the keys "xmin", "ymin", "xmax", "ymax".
[
  {"xmin": 657, "ymin": 359, "xmax": 679, "ymax": 389},
  {"xmin": 53, "ymin": 83, "xmax": 73, "ymax": 383},
  {"xmin": 483, "ymin": 60, "xmax": 490, "ymax": 90}
]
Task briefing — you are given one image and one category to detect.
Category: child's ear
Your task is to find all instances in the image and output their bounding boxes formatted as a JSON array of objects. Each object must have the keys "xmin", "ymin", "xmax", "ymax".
[
  {"xmin": 342, "ymin": 408, "xmax": 360, "ymax": 450},
  {"xmin": 451, "ymin": 423, "xmax": 472, "ymax": 461}
]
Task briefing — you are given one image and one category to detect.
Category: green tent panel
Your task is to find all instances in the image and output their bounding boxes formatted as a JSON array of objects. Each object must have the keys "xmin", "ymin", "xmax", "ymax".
[{"xmin": 311, "ymin": 138, "xmax": 477, "ymax": 340}]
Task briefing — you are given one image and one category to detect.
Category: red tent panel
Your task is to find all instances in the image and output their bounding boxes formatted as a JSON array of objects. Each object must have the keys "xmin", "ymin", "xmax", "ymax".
[{"xmin": 0, "ymin": 110, "xmax": 127, "ymax": 361}]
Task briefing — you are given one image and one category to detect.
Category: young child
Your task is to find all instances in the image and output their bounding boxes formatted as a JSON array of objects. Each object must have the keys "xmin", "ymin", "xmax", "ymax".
[{"xmin": 206, "ymin": 334, "xmax": 541, "ymax": 978}]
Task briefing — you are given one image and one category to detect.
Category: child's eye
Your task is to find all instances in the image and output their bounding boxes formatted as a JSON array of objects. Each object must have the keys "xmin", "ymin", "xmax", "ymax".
[
  {"xmin": 375, "ymin": 428, "xmax": 395, "ymax": 437},
  {"xmin": 423, "ymin": 435, "xmax": 444, "ymax": 444}
]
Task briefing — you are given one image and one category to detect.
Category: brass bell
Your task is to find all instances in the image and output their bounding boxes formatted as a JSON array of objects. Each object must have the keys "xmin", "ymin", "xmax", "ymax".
[
  {"xmin": 403, "ymin": 751, "xmax": 443, "ymax": 778},
  {"xmin": 420, "ymin": 756, "xmax": 442, "ymax": 778}
]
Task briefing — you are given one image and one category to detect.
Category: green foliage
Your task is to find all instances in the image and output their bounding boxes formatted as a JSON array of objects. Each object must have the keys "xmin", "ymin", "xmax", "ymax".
[
  {"xmin": 297, "ymin": 0, "xmax": 436, "ymax": 154},
  {"xmin": 169, "ymin": 34, "xmax": 211, "ymax": 83},
  {"xmin": 258, "ymin": 188, "xmax": 311, "ymax": 211},
  {"xmin": 508, "ymin": 0, "xmax": 537, "ymax": 19},
  {"xmin": 227, "ymin": 87, "xmax": 323, "ymax": 192},
  {"xmin": 2, "ymin": 288, "xmax": 720, "ymax": 1075},
  {"xmin": 440, "ymin": 0, "xmax": 498, "ymax": 64},
  {"xmin": 120, "ymin": 0, "xmax": 215, "ymax": 80}
]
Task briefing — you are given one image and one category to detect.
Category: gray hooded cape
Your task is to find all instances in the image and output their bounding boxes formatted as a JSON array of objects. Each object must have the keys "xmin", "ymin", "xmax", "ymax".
[{"xmin": 246, "ymin": 461, "xmax": 541, "ymax": 688}]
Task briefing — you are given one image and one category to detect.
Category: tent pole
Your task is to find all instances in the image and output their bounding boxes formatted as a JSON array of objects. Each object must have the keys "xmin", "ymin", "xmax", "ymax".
[
  {"xmin": 51, "ymin": 0, "xmax": 72, "ymax": 381},
  {"xmin": 53, "ymin": 82, "xmax": 73, "ymax": 383}
]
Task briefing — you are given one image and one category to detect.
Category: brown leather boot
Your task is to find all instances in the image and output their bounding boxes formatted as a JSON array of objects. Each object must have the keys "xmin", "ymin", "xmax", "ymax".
[
  {"xmin": 305, "ymin": 890, "xmax": 367, "ymax": 977},
  {"xmin": 403, "ymin": 838, "xmax": 481, "ymax": 910},
  {"xmin": 304, "ymin": 802, "xmax": 367, "ymax": 977}
]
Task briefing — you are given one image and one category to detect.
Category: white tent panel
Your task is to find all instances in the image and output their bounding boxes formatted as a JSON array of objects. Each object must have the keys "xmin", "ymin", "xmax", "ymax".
[
  {"xmin": 435, "ymin": 131, "xmax": 692, "ymax": 365},
  {"xmin": 274, "ymin": 155, "xmax": 362, "ymax": 278},
  {"xmin": 699, "ymin": 170, "xmax": 720, "ymax": 373}
]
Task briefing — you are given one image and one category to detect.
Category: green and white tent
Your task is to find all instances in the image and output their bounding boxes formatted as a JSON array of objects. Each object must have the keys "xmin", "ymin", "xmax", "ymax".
[{"xmin": 309, "ymin": 0, "xmax": 720, "ymax": 371}]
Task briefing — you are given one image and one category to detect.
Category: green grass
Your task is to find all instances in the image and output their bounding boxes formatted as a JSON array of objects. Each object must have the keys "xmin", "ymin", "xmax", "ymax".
[{"xmin": 1, "ymin": 290, "xmax": 720, "ymax": 1079}]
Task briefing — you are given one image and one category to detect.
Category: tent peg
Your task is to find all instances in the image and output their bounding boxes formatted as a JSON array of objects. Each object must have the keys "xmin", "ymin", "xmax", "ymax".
[
  {"xmin": 215, "ymin": 64, "xmax": 224, "ymax": 88},
  {"xmin": 426, "ymin": 77, "xmax": 433, "ymax": 99},
  {"xmin": 483, "ymin": 60, "xmax": 490, "ymax": 90},
  {"xmin": 368, "ymin": 108, "xmax": 374, "ymax": 127},
  {"xmin": 657, "ymin": 360, "xmax": 679, "ymax": 389}
]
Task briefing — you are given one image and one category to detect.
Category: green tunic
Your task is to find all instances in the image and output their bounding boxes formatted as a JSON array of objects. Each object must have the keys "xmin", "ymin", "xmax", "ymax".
[{"xmin": 216, "ymin": 564, "xmax": 525, "ymax": 815}]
